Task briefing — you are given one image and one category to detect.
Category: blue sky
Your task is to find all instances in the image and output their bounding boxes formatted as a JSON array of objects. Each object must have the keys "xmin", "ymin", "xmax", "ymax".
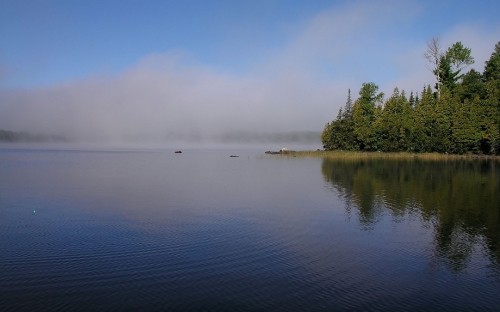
[
  {"xmin": 1, "ymin": 0, "xmax": 499, "ymax": 142},
  {"xmin": 1, "ymin": 0, "xmax": 334, "ymax": 87}
]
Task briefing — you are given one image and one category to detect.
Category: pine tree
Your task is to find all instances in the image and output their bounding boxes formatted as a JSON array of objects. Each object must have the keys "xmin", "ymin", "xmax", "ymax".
[
  {"xmin": 413, "ymin": 85, "xmax": 436, "ymax": 152},
  {"xmin": 376, "ymin": 88, "xmax": 413, "ymax": 151},
  {"xmin": 352, "ymin": 82, "xmax": 384, "ymax": 151},
  {"xmin": 484, "ymin": 42, "xmax": 500, "ymax": 82},
  {"xmin": 451, "ymin": 97, "xmax": 481, "ymax": 153},
  {"xmin": 456, "ymin": 69, "xmax": 485, "ymax": 102},
  {"xmin": 483, "ymin": 42, "xmax": 500, "ymax": 154}
]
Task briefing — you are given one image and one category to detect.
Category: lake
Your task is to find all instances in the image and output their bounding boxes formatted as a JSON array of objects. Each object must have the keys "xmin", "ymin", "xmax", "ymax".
[{"xmin": 0, "ymin": 146, "xmax": 499, "ymax": 311}]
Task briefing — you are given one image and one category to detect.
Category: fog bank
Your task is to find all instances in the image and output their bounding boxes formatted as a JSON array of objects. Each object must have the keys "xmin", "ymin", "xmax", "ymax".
[{"xmin": 0, "ymin": 53, "xmax": 342, "ymax": 143}]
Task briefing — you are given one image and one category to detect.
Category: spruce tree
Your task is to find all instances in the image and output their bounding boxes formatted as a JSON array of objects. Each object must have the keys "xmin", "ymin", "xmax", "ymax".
[{"xmin": 352, "ymin": 83, "xmax": 384, "ymax": 151}]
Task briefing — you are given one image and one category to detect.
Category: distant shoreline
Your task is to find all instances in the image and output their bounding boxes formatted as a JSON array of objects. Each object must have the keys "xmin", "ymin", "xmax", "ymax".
[{"xmin": 0, "ymin": 129, "xmax": 68, "ymax": 143}]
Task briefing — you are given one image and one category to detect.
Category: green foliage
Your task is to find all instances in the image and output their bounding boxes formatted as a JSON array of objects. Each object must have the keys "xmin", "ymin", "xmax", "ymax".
[
  {"xmin": 436, "ymin": 55, "xmax": 460, "ymax": 91},
  {"xmin": 435, "ymin": 42, "xmax": 474, "ymax": 92},
  {"xmin": 433, "ymin": 87, "xmax": 457, "ymax": 153},
  {"xmin": 352, "ymin": 82, "xmax": 384, "ymax": 151},
  {"xmin": 374, "ymin": 88, "xmax": 413, "ymax": 152},
  {"xmin": 321, "ymin": 40, "xmax": 500, "ymax": 155},
  {"xmin": 484, "ymin": 42, "xmax": 500, "ymax": 82},
  {"xmin": 413, "ymin": 85, "xmax": 436, "ymax": 152},
  {"xmin": 446, "ymin": 41, "xmax": 474, "ymax": 73},
  {"xmin": 483, "ymin": 42, "xmax": 500, "ymax": 154},
  {"xmin": 321, "ymin": 89, "xmax": 359, "ymax": 150},
  {"xmin": 451, "ymin": 97, "xmax": 481, "ymax": 154},
  {"xmin": 456, "ymin": 69, "xmax": 485, "ymax": 102}
]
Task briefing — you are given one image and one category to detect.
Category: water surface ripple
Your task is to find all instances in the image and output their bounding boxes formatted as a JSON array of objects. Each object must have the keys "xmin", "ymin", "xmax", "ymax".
[{"xmin": 1, "ymin": 147, "xmax": 499, "ymax": 311}]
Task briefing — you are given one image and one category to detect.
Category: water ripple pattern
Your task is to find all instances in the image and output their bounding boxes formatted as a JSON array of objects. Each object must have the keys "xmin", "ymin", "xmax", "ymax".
[{"xmin": 0, "ymin": 147, "xmax": 499, "ymax": 311}]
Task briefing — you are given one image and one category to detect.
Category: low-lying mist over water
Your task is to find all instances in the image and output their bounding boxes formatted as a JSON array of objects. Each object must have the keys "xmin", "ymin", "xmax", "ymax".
[
  {"xmin": 0, "ymin": 128, "xmax": 322, "ymax": 152},
  {"xmin": 0, "ymin": 54, "xmax": 332, "ymax": 145}
]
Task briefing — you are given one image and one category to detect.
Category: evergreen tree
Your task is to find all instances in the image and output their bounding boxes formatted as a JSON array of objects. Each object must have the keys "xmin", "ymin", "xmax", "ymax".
[
  {"xmin": 483, "ymin": 42, "xmax": 500, "ymax": 154},
  {"xmin": 375, "ymin": 88, "xmax": 413, "ymax": 151},
  {"xmin": 483, "ymin": 42, "xmax": 500, "ymax": 82},
  {"xmin": 338, "ymin": 89, "xmax": 358, "ymax": 150},
  {"xmin": 321, "ymin": 121, "xmax": 334, "ymax": 150},
  {"xmin": 451, "ymin": 97, "xmax": 481, "ymax": 153},
  {"xmin": 352, "ymin": 82, "xmax": 384, "ymax": 151},
  {"xmin": 321, "ymin": 89, "xmax": 359, "ymax": 150},
  {"xmin": 436, "ymin": 55, "xmax": 459, "ymax": 91},
  {"xmin": 413, "ymin": 85, "xmax": 436, "ymax": 152},
  {"xmin": 433, "ymin": 86, "xmax": 458, "ymax": 153},
  {"xmin": 409, "ymin": 91, "xmax": 416, "ymax": 108},
  {"xmin": 482, "ymin": 82, "xmax": 500, "ymax": 154},
  {"xmin": 343, "ymin": 89, "xmax": 353, "ymax": 118},
  {"xmin": 456, "ymin": 69, "xmax": 485, "ymax": 102}
]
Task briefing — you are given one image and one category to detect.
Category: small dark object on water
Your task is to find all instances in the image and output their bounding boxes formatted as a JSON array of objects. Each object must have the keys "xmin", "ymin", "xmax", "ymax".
[
  {"xmin": 229, "ymin": 155, "xmax": 239, "ymax": 158},
  {"xmin": 265, "ymin": 148, "xmax": 295, "ymax": 155},
  {"xmin": 175, "ymin": 151, "xmax": 182, "ymax": 154}
]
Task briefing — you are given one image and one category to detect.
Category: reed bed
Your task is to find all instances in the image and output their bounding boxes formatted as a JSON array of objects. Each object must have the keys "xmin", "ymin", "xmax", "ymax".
[{"xmin": 278, "ymin": 150, "xmax": 500, "ymax": 162}]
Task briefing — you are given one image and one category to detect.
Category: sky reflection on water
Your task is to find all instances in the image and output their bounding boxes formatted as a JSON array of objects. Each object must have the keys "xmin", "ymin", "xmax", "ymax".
[{"xmin": 1, "ymin": 147, "xmax": 499, "ymax": 311}]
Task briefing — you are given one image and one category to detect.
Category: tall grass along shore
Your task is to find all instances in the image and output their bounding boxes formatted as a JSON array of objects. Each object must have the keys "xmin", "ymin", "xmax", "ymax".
[{"xmin": 275, "ymin": 150, "xmax": 500, "ymax": 162}]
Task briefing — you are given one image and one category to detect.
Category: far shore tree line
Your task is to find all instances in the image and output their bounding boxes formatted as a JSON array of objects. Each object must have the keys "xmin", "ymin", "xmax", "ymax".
[
  {"xmin": 0, "ymin": 129, "xmax": 67, "ymax": 143},
  {"xmin": 321, "ymin": 40, "xmax": 500, "ymax": 155}
]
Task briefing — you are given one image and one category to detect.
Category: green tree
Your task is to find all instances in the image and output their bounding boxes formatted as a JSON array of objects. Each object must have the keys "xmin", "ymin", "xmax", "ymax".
[
  {"xmin": 456, "ymin": 69, "xmax": 485, "ymax": 102},
  {"xmin": 483, "ymin": 42, "xmax": 500, "ymax": 154},
  {"xmin": 426, "ymin": 39, "xmax": 474, "ymax": 97},
  {"xmin": 484, "ymin": 42, "xmax": 500, "ymax": 82},
  {"xmin": 451, "ymin": 97, "xmax": 481, "ymax": 153},
  {"xmin": 352, "ymin": 82, "xmax": 384, "ymax": 151},
  {"xmin": 343, "ymin": 88, "xmax": 353, "ymax": 118},
  {"xmin": 436, "ymin": 42, "xmax": 474, "ymax": 92},
  {"xmin": 413, "ymin": 85, "xmax": 436, "ymax": 152},
  {"xmin": 321, "ymin": 121, "xmax": 334, "ymax": 150},
  {"xmin": 481, "ymin": 82, "xmax": 500, "ymax": 154},
  {"xmin": 375, "ymin": 88, "xmax": 413, "ymax": 151},
  {"xmin": 433, "ymin": 86, "xmax": 458, "ymax": 153},
  {"xmin": 338, "ymin": 89, "xmax": 359, "ymax": 150},
  {"xmin": 409, "ymin": 91, "xmax": 416, "ymax": 108},
  {"xmin": 322, "ymin": 89, "xmax": 359, "ymax": 150},
  {"xmin": 436, "ymin": 55, "xmax": 459, "ymax": 91},
  {"xmin": 446, "ymin": 41, "xmax": 474, "ymax": 74}
]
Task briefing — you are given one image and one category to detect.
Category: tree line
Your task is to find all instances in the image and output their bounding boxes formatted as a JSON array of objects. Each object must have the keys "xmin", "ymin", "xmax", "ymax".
[
  {"xmin": 321, "ymin": 40, "xmax": 500, "ymax": 155},
  {"xmin": 0, "ymin": 129, "xmax": 67, "ymax": 143}
]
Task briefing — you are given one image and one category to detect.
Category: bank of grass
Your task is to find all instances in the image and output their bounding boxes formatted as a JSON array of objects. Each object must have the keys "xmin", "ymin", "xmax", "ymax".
[{"xmin": 280, "ymin": 150, "xmax": 500, "ymax": 161}]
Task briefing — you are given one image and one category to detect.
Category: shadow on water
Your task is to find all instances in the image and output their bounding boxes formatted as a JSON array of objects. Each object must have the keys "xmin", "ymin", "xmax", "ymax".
[{"xmin": 321, "ymin": 158, "xmax": 500, "ymax": 273}]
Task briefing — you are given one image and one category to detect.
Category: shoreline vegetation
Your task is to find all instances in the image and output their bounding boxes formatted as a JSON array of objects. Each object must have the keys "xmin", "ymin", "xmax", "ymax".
[
  {"xmin": 268, "ymin": 150, "xmax": 500, "ymax": 161},
  {"xmin": 2, "ymin": 42, "xmax": 498, "ymax": 157},
  {"xmin": 321, "ymin": 40, "xmax": 500, "ymax": 156}
]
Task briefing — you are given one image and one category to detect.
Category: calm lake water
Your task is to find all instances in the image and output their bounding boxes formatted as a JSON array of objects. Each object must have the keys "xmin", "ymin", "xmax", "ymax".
[{"xmin": 1, "ymin": 146, "xmax": 499, "ymax": 311}]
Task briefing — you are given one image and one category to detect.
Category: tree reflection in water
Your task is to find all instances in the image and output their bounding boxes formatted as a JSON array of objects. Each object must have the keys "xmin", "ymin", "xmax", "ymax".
[{"xmin": 321, "ymin": 158, "xmax": 500, "ymax": 272}]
